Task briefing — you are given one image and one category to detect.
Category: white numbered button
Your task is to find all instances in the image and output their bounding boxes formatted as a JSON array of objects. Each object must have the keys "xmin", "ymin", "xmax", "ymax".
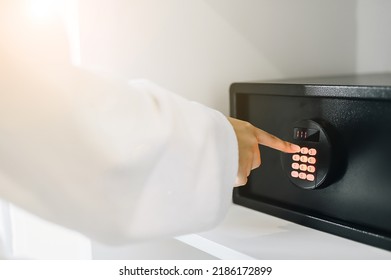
[
  {"xmin": 299, "ymin": 172, "xmax": 307, "ymax": 180},
  {"xmin": 308, "ymin": 157, "xmax": 316, "ymax": 164},
  {"xmin": 299, "ymin": 164, "xmax": 307, "ymax": 171},
  {"xmin": 306, "ymin": 174, "xmax": 315, "ymax": 181},
  {"xmin": 307, "ymin": 166, "xmax": 316, "ymax": 173},
  {"xmin": 309, "ymin": 148, "xmax": 317, "ymax": 156},
  {"xmin": 300, "ymin": 147, "xmax": 309, "ymax": 154},
  {"xmin": 300, "ymin": 155, "xmax": 308, "ymax": 163},
  {"xmin": 292, "ymin": 154, "xmax": 300, "ymax": 161},
  {"xmin": 292, "ymin": 163, "xmax": 300, "ymax": 170},
  {"xmin": 291, "ymin": 171, "xmax": 299, "ymax": 178}
]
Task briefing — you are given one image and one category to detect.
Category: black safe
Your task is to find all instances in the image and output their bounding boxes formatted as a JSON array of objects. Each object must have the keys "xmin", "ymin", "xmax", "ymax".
[{"xmin": 230, "ymin": 73, "xmax": 391, "ymax": 251}]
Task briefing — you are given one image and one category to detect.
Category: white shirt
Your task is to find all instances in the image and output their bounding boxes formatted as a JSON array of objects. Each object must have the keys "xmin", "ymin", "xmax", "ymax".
[{"xmin": 0, "ymin": 1, "xmax": 238, "ymax": 256}]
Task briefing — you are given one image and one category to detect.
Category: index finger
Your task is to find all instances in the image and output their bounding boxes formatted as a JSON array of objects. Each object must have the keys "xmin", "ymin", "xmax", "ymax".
[{"xmin": 255, "ymin": 127, "xmax": 300, "ymax": 153}]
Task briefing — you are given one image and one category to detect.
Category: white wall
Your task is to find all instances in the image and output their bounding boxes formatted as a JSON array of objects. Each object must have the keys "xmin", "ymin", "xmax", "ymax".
[
  {"xmin": 356, "ymin": 0, "xmax": 391, "ymax": 73},
  {"xmin": 78, "ymin": 0, "xmax": 357, "ymax": 115},
  {"xmin": 0, "ymin": 200, "xmax": 12, "ymax": 258}
]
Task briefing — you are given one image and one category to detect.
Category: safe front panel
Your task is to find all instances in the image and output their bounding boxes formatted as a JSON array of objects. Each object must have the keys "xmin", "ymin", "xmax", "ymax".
[{"xmin": 230, "ymin": 76, "xmax": 391, "ymax": 251}]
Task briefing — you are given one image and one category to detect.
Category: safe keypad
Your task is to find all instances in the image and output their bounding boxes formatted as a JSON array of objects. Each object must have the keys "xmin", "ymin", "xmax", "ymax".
[{"xmin": 290, "ymin": 147, "xmax": 317, "ymax": 182}]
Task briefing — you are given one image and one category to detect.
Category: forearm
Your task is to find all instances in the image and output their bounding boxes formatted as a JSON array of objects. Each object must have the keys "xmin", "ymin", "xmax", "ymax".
[{"xmin": 0, "ymin": 67, "xmax": 238, "ymax": 244}]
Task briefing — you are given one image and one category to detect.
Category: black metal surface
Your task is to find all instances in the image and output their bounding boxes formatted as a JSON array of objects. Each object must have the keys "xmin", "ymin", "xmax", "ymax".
[{"xmin": 230, "ymin": 73, "xmax": 391, "ymax": 251}]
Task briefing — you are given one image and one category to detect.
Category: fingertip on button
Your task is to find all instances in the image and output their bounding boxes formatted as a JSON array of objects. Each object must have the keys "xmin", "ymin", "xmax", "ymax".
[{"xmin": 291, "ymin": 144, "xmax": 301, "ymax": 152}]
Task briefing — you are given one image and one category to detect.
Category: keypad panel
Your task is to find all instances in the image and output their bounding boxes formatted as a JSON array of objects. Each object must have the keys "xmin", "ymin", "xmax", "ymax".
[
  {"xmin": 281, "ymin": 119, "xmax": 332, "ymax": 190},
  {"xmin": 290, "ymin": 146, "xmax": 317, "ymax": 182}
]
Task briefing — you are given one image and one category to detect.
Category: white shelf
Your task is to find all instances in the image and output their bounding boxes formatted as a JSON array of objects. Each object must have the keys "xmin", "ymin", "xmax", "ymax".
[
  {"xmin": 91, "ymin": 203, "xmax": 391, "ymax": 259},
  {"xmin": 193, "ymin": 204, "xmax": 391, "ymax": 259}
]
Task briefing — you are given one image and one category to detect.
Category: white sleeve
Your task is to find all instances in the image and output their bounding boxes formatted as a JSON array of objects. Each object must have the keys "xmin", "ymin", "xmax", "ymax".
[
  {"xmin": 0, "ymin": 1, "xmax": 238, "ymax": 244},
  {"xmin": 0, "ymin": 65, "xmax": 238, "ymax": 244}
]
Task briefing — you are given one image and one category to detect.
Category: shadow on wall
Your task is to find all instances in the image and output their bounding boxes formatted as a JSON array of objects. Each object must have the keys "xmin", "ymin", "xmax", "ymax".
[
  {"xmin": 204, "ymin": 0, "xmax": 357, "ymax": 78},
  {"xmin": 78, "ymin": 0, "xmax": 358, "ymax": 114},
  {"xmin": 0, "ymin": 201, "xmax": 12, "ymax": 258},
  {"xmin": 356, "ymin": 0, "xmax": 391, "ymax": 73}
]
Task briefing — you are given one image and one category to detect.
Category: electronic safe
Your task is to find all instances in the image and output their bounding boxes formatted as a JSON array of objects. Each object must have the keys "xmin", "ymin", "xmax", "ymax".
[{"xmin": 230, "ymin": 73, "xmax": 391, "ymax": 251}]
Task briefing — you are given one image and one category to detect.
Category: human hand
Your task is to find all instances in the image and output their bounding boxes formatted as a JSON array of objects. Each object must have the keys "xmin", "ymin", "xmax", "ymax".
[{"xmin": 227, "ymin": 117, "xmax": 300, "ymax": 186}]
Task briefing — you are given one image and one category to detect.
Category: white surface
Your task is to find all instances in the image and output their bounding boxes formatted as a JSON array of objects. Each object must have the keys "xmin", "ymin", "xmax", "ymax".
[
  {"xmin": 176, "ymin": 234, "xmax": 255, "ymax": 260},
  {"xmin": 197, "ymin": 204, "xmax": 391, "ymax": 259},
  {"xmin": 0, "ymin": 200, "xmax": 12, "ymax": 258},
  {"xmin": 9, "ymin": 205, "xmax": 92, "ymax": 260},
  {"xmin": 90, "ymin": 204, "xmax": 391, "ymax": 260},
  {"xmin": 91, "ymin": 238, "xmax": 218, "ymax": 260},
  {"xmin": 7, "ymin": 202, "xmax": 390, "ymax": 259}
]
